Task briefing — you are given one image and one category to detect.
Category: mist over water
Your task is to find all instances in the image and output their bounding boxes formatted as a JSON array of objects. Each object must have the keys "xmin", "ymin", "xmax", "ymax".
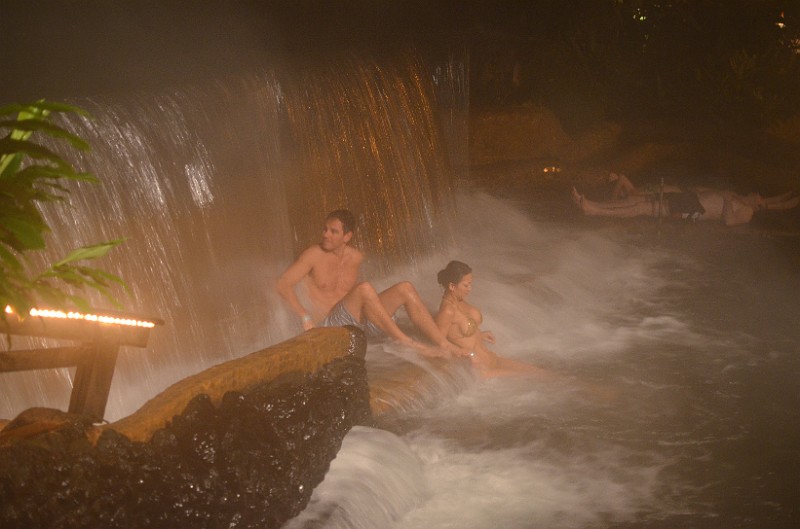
[
  {"xmin": 1, "ymin": 74, "xmax": 289, "ymax": 421},
  {"xmin": 289, "ymin": 192, "xmax": 800, "ymax": 528},
  {"xmin": 0, "ymin": 48, "xmax": 467, "ymax": 422},
  {"xmin": 1, "ymin": 32, "xmax": 797, "ymax": 526}
]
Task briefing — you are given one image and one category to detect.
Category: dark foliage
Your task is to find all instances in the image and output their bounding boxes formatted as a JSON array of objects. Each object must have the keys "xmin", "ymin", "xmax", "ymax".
[
  {"xmin": 467, "ymin": 1, "xmax": 800, "ymax": 129},
  {"xmin": 3, "ymin": 1, "xmax": 798, "ymax": 130}
]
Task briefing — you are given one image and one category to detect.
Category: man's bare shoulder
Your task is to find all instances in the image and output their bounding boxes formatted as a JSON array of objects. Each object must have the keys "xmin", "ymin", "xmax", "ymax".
[
  {"xmin": 297, "ymin": 244, "xmax": 326, "ymax": 262},
  {"xmin": 299, "ymin": 244, "xmax": 362, "ymax": 260},
  {"xmin": 344, "ymin": 245, "xmax": 364, "ymax": 263}
]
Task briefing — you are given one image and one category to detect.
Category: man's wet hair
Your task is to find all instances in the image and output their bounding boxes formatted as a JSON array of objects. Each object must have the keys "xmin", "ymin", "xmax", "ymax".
[{"xmin": 326, "ymin": 209, "xmax": 356, "ymax": 234}]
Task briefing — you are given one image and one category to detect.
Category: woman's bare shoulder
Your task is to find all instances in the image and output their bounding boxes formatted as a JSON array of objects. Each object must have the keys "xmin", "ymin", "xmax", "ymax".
[{"xmin": 435, "ymin": 299, "xmax": 456, "ymax": 319}]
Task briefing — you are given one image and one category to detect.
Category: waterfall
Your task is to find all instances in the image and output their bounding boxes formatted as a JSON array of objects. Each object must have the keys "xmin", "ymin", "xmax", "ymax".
[{"xmin": 0, "ymin": 48, "xmax": 468, "ymax": 423}]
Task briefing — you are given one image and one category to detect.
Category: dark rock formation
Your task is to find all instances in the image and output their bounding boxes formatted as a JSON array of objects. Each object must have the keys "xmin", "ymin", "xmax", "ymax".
[{"xmin": 0, "ymin": 333, "xmax": 371, "ymax": 529}]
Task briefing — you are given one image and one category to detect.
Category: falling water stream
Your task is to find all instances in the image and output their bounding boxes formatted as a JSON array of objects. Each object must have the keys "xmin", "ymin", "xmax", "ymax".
[{"xmin": 0, "ymin": 48, "xmax": 465, "ymax": 425}]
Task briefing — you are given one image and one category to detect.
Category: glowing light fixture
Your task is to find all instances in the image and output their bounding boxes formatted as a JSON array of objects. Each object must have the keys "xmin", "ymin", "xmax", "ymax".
[
  {"xmin": 5, "ymin": 306, "xmax": 157, "ymax": 329},
  {"xmin": 29, "ymin": 308, "xmax": 156, "ymax": 328}
]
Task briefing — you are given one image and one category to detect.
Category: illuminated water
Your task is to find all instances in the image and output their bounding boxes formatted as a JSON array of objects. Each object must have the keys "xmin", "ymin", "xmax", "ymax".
[
  {"xmin": 0, "ymin": 50, "xmax": 466, "ymax": 423},
  {"xmin": 2, "ymin": 48, "xmax": 798, "ymax": 528},
  {"xmin": 287, "ymin": 192, "xmax": 800, "ymax": 528}
]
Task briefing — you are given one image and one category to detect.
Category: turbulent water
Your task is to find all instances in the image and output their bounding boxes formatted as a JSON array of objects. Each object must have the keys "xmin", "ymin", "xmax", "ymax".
[
  {"xmin": 2, "ymin": 40, "xmax": 798, "ymax": 527},
  {"xmin": 286, "ymin": 192, "xmax": 800, "ymax": 529}
]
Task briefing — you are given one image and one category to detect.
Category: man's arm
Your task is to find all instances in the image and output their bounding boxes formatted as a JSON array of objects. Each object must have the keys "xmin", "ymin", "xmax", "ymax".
[
  {"xmin": 611, "ymin": 173, "xmax": 637, "ymax": 200},
  {"xmin": 276, "ymin": 246, "xmax": 320, "ymax": 330}
]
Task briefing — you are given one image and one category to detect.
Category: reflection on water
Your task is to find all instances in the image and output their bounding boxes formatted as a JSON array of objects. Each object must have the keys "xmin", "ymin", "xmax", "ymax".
[{"xmin": 290, "ymin": 192, "xmax": 800, "ymax": 528}]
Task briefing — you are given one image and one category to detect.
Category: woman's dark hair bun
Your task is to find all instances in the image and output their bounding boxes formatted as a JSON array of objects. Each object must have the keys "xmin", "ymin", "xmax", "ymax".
[{"xmin": 437, "ymin": 260, "xmax": 472, "ymax": 288}]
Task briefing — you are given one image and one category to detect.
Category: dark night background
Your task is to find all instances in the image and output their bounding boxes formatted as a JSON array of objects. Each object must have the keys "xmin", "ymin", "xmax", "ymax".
[
  {"xmin": 2, "ymin": 1, "xmax": 800, "ymax": 203},
  {"xmin": 3, "ymin": 1, "xmax": 800, "ymax": 122}
]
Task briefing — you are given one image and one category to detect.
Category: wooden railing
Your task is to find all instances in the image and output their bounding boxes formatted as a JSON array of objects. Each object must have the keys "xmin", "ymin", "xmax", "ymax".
[{"xmin": 1, "ymin": 309, "xmax": 163, "ymax": 421}]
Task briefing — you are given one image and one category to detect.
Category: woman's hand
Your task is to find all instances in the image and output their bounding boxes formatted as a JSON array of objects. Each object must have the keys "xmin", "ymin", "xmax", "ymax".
[
  {"xmin": 439, "ymin": 340, "xmax": 472, "ymax": 359},
  {"xmin": 481, "ymin": 330, "xmax": 496, "ymax": 344}
]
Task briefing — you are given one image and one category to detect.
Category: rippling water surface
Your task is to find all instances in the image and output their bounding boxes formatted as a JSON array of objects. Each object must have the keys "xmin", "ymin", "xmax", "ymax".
[
  {"xmin": 1, "ymin": 47, "xmax": 797, "ymax": 528},
  {"xmin": 289, "ymin": 192, "xmax": 800, "ymax": 529}
]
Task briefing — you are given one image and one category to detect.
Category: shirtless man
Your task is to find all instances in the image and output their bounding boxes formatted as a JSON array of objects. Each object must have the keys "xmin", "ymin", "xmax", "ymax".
[
  {"xmin": 276, "ymin": 209, "xmax": 465, "ymax": 358},
  {"xmin": 693, "ymin": 188, "xmax": 798, "ymax": 225},
  {"xmin": 572, "ymin": 184, "xmax": 798, "ymax": 226}
]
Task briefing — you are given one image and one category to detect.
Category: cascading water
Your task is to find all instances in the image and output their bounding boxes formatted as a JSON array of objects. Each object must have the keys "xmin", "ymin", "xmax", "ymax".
[
  {"xmin": 0, "ymin": 48, "xmax": 467, "ymax": 423},
  {"xmin": 286, "ymin": 192, "xmax": 800, "ymax": 528},
  {"xmin": 3, "ymin": 30, "xmax": 797, "ymax": 528}
]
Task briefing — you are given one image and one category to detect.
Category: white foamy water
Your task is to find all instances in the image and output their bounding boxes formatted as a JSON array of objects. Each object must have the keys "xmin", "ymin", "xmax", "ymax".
[
  {"xmin": 287, "ymin": 192, "xmax": 800, "ymax": 528},
  {"xmin": 283, "ymin": 427, "xmax": 429, "ymax": 529}
]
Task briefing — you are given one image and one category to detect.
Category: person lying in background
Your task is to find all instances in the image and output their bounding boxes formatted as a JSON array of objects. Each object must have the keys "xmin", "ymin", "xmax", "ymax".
[
  {"xmin": 571, "ymin": 176, "xmax": 798, "ymax": 226},
  {"xmin": 605, "ymin": 172, "xmax": 684, "ymax": 200}
]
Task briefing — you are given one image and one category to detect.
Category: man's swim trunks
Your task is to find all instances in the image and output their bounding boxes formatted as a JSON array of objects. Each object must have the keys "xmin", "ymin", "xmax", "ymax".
[
  {"xmin": 319, "ymin": 300, "xmax": 385, "ymax": 338},
  {"xmin": 665, "ymin": 191, "xmax": 705, "ymax": 219}
]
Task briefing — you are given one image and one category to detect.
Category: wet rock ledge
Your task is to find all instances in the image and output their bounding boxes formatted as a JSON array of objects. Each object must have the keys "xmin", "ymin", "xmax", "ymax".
[{"xmin": 0, "ymin": 326, "xmax": 371, "ymax": 529}]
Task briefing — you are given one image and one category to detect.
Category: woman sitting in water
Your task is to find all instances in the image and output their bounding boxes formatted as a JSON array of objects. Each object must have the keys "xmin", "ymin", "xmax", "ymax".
[{"xmin": 435, "ymin": 260, "xmax": 552, "ymax": 379}]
